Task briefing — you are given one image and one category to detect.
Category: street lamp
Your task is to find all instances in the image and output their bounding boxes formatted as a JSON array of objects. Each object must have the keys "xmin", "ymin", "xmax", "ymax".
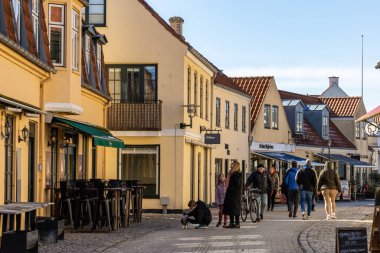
[
  {"xmin": 326, "ymin": 137, "xmax": 332, "ymax": 156},
  {"xmin": 180, "ymin": 105, "xmax": 196, "ymax": 129}
]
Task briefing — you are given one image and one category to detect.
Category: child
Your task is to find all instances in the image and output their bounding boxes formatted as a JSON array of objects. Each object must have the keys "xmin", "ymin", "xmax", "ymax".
[{"xmin": 215, "ymin": 174, "xmax": 228, "ymax": 227}]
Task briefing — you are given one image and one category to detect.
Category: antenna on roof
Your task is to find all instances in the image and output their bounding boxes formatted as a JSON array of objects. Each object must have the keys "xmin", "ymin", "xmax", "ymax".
[{"xmin": 361, "ymin": 35, "xmax": 364, "ymax": 99}]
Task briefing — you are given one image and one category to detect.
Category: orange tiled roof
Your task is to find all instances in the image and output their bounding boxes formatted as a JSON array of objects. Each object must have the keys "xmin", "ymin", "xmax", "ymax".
[
  {"xmin": 231, "ymin": 76, "xmax": 273, "ymax": 128},
  {"xmin": 320, "ymin": 97, "xmax": 361, "ymax": 117},
  {"xmin": 215, "ymin": 72, "xmax": 246, "ymax": 94}
]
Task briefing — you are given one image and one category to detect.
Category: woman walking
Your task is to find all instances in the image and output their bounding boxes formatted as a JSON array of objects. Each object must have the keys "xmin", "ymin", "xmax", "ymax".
[
  {"xmin": 267, "ymin": 165, "xmax": 279, "ymax": 211},
  {"xmin": 317, "ymin": 161, "xmax": 341, "ymax": 220},
  {"xmin": 223, "ymin": 161, "xmax": 243, "ymax": 228},
  {"xmin": 215, "ymin": 174, "xmax": 228, "ymax": 227}
]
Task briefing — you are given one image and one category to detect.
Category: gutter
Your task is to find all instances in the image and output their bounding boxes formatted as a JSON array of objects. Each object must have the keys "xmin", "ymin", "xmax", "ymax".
[{"xmin": 0, "ymin": 33, "xmax": 56, "ymax": 73}]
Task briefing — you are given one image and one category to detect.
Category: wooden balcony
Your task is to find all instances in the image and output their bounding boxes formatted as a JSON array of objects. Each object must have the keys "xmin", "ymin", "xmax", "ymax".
[{"xmin": 107, "ymin": 100, "xmax": 162, "ymax": 131}]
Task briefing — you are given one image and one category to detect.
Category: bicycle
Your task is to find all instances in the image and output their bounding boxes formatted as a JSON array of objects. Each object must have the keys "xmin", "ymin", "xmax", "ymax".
[{"xmin": 241, "ymin": 188, "xmax": 261, "ymax": 223}]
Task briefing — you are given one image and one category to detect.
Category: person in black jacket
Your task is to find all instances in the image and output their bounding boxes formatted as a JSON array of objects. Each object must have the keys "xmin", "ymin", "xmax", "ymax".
[
  {"xmin": 181, "ymin": 200, "xmax": 212, "ymax": 229},
  {"xmin": 295, "ymin": 159, "xmax": 317, "ymax": 220},
  {"xmin": 245, "ymin": 163, "xmax": 273, "ymax": 221},
  {"xmin": 223, "ymin": 161, "xmax": 243, "ymax": 228}
]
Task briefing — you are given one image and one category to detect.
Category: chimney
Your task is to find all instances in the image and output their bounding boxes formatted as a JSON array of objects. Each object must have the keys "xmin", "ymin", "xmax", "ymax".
[
  {"xmin": 329, "ymin": 76, "xmax": 339, "ymax": 86},
  {"xmin": 169, "ymin": 16, "xmax": 184, "ymax": 37}
]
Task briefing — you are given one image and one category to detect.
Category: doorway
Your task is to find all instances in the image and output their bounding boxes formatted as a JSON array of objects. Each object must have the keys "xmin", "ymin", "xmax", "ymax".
[{"xmin": 28, "ymin": 122, "xmax": 36, "ymax": 202}]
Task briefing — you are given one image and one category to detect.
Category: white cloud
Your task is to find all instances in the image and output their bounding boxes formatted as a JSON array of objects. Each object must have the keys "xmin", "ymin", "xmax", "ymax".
[{"xmin": 224, "ymin": 66, "xmax": 380, "ymax": 110}]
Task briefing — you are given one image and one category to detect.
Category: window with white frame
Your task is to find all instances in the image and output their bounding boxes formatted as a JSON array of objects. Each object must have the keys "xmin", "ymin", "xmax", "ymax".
[
  {"xmin": 187, "ymin": 67, "xmax": 191, "ymax": 106},
  {"xmin": 200, "ymin": 76, "xmax": 203, "ymax": 119},
  {"xmin": 272, "ymin": 105, "xmax": 279, "ymax": 129},
  {"xmin": 234, "ymin": 103, "xmax": 238, "ymax": 131},
  {"xmin": 216, "ymin": 97, "xmax": 221, "ymax": 127},
  {"xmin": 49, "ymin": 4, "xmax": 65, "ymax": 66},
  {"xmin": 264, "ymin": 104, "xmax": 270, "ymax": 128},
  {"xmin": 205, "ymin": 80, "xmax": 209, "ymax": 120},
  {"xmin": 84, "ymin": 34, "xmax": 91, "ymax": 75},
  {"xmin": 82, "ymin": 0, "xmax": 106, "ymax": 26},
  {"xmin": 296, "ymin": 110, "xmax": 303, "ymax": 133},
  {"xmin": 225, "ymin": 101, "xmax": 230, "ymax": 129},
  {"xmin": 356, "ymin": 122, "xmax": 361, "ymax": 139},
  {"xmin": 12, "ymin": 0, "xmax": 21, "ymax": 40},
  {"xmin": 31, "ymin": 0, "xmax": 39, "ymax": 51},
  {"xmin": 96, "ymin": 43, "xmax": 102, "ymax": 80},
  {"xmin": 242, "ymin": 106, "xmax": 246, "ymax": 132},
  {"xmin": 322, "ymin": 114, "xmax": 329, "ymax": 138},
  {"xmin": 194, "ymin": 72, "xmax": 198, "ymax": 116},
  {"xmin": 72, "ymin": 10, "xmax": 79, "ymax": 70}
]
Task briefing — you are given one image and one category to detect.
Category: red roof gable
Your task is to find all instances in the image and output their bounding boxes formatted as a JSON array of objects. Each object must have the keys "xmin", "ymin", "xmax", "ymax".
[
  {"xmin": 231, "ymin": 76, "xmax": 272, "ymax": 129},
  {"xmin": 215, "ymin": 72, "xmax": 246, "ymax": 94},
  {"xmin": 320, "ymin": 97, "xmax": 361, "ymax": 117}
]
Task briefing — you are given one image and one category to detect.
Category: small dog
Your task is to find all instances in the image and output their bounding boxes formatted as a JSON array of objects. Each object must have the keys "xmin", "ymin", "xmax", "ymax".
[{"xmin": 181, "ymin": 214, "xmax": 189, "ymax": 229}]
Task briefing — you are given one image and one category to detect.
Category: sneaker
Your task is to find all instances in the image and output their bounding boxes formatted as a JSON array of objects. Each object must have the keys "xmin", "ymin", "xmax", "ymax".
[
  {"xmin": 216, "ymin": 222, "xmax": 221, "ymax": 227},
  {"xmin": 307, "ymin": 215, "xmax": 311, "ymax": 220},
  {"xmin": 331, "ymin": 213, "xmax": 337, "ymax": 219},
  {"xmin": 326, "ymin": 214, "xmax": 331, "ymax": 220},
  {"xmin": 195, "ymin": 224, "xmax": 207, "ymax": 229},
  {"xmin": 302, "ymin": 212, "xmax": 306, "ymax": 220},
  {"xmin": 224, "ymin": 224, "xmax": 235, "ymax": 229},
  {"xmin": 289, "ymin": 211, "xmax": 292, "ymax": 218}
]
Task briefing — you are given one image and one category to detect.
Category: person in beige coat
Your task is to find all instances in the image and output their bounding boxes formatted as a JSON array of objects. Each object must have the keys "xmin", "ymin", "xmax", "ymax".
[{"xmin": 317, "ymin": 161, "xmax": 341, "ymax": 220}]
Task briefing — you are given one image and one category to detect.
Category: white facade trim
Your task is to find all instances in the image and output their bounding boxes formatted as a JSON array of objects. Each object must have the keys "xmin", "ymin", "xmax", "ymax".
[
  {"xmin": 44, "ymin": 102, "xmax": 83, "ymax": 115},
  {"xmin": 250, "ymin": 141, "xmax": 295, "ymax": 153},
  {"xmin": 112, "ymin": 128, "xmax": 204, "ymax": 140}
]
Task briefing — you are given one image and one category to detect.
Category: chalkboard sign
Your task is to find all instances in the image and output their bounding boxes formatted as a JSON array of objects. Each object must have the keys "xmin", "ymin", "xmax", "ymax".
[{"xmin": 336, "ymin": 227, "xmax": 368, "ymax": 253}]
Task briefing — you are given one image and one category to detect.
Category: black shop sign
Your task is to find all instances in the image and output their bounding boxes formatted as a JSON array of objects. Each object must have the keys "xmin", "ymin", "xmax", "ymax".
[
  {"xmin": 204, "ymin": 134, "xmax": 220, "ymax": 144},
  {"xmin": 336, "ymin": 227, "xmax": 368, "ymax": 253}
]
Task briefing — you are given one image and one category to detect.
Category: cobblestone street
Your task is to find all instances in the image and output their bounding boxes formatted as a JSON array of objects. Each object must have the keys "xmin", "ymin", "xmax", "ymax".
[{"xmin": 40, "ymin": 200, "xmax": 374, "ymax": 253}]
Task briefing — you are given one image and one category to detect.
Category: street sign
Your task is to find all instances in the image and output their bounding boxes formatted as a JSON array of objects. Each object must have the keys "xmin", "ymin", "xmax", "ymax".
[{"xmin": 204, "ymin": 134, "xmax": 220, "ymax": 144}]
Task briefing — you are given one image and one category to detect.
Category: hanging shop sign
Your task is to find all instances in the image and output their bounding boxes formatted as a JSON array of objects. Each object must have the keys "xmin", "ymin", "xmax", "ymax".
[{"xmin": 204, "ymin": 134, "xmax": 220, "ymax": 144}]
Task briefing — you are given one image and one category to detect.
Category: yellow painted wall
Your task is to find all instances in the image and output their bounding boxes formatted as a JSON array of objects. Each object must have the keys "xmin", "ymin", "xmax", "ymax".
[{"xmin": 252, "ymin": 79, "xmax": 291, "ymax": 144}]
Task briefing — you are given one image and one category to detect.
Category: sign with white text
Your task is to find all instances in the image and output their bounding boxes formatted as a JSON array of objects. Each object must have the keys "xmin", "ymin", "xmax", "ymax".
[{"xmin": 204, "ymin": 134, "xmax": 220, "ymax": 144}]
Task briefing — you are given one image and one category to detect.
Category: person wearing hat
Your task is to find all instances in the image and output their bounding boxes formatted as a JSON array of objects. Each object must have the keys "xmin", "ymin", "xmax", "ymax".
[{"xmin": 245, "ymin": 163, "xmax": 273, "ymax": 222}]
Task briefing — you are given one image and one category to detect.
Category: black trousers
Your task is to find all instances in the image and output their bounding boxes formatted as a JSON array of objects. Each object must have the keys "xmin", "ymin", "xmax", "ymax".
[
  {"xmin": 288, "ymin": 189, "xmax": 300, "ymax": 215},
  {"xmin": 229, "ymin": 215, "xmax": 240, "ymax": 225},
  {"xmin": 267, "ymin": 190, "xmax": 277, "ymax": 210}
]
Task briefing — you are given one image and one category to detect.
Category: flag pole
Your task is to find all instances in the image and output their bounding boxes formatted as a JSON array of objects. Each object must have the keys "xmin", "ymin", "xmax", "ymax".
[{"xmin": 361, "ymin": 35, "xmax": 364, "ymax": 99}]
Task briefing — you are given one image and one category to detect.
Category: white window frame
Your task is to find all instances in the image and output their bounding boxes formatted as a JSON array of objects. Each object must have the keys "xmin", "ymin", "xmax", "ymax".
[
  {"xmin": 234, "ymin": 103, "xmax": 238, "ymax": 131},
  {"xmin": 48, "ymin": 4, "xmax": 65, "ymax": 67},
  {"xmin": 96, "ymin": 42, "xmax": 102, "ymax": 81},
  {"xmin": 272, "ymin": 105, "xmax": 279, "ymax": 129},
  {"xmin": 31, "ymin": 0, "xmax": 39, "ymax": 51},
  {"xmin": 84, "ymin": 33, "xmax": 91, "ymax": 75},
  {"xmin": 242, "ymin": 106, "xmax": 246, "ymax": 132},
  {"xmin": 296, "ymin": 110, "xmax": 303, "ymax": 133},
  {"xmin": 356, "ymin": 122, "xmax": 361, "ymax": 139},
  {"xmin": 322, "ymin": 114, "xmax": 329, "ymax": 138},
  {"xmin": 225, "ymin": 100, "xmax": 230, "ymax": 129},
  {"xmin": 72, "ymin": 10, "xmax": 79, "ymax": 70},
  {"xmin": 12, "ymin": 0, "xmax": 21, "ymax": 40},
  {"xmin": 264, "ymin": 104, "xmax": 271, "ymax": 129}
]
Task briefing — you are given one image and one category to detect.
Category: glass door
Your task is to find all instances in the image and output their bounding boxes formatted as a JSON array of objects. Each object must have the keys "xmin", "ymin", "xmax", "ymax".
[{"xmin": 4, "ymin": 116, "xmax": 14, "ymax": 203}]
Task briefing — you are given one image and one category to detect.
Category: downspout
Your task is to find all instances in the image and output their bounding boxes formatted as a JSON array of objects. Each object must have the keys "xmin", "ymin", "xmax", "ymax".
[{"xmin": 209, "ymin": 73, "xmax": 216, "ymax": 206}]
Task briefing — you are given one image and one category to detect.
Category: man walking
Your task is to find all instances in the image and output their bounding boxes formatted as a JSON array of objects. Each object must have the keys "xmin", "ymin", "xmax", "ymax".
[
  {"xmin": 245, "ymin": 163, "xmax": 273, "ymax": 221},
  {"xmin": 284, "ymin": 161, "xmax": 300, "ymax": 218},
  {"xmin": 296, "ymin": 159, "xmax": 317, "ymax": 220}
]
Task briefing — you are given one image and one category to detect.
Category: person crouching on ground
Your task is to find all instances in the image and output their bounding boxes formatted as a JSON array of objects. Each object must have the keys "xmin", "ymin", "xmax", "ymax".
[
  {"xmin": 215, "ymin": 174, "xmax": 228, "ymax": 227},
  {"xmin": 285, "ymin": 161, "xmax": 300, "ymax": 218},
  {"xmin": 181, "ymin": 200, "xmax": 212, "ymax": 229},
  {"xmin": 295, "ymin": 159, "xmax": 317, "ymax": 220},
  {"xmin": 223, "ymin": 161, "xmax": 243, "ymax": 228}
]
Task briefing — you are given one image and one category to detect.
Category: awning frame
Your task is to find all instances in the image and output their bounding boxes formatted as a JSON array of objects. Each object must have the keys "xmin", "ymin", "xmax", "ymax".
[
  {"xmin": 253, "ymin": 152, "xmax": 324, "ymax": 166},
  {"xmin": 316, "ymin": 153, "xmax": 376, "ymax": 168}
]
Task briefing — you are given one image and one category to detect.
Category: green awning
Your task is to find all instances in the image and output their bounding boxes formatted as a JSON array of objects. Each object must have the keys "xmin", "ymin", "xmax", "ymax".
[{"xmin": 52, "ymin": 117, "xmax": 125, "ymax": 148}]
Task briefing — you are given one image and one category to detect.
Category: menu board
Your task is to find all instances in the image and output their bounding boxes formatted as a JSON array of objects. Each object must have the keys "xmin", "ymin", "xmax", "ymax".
[{"xmin": 336, "ymin": 227, "xmax": 368, "ymax": 253}]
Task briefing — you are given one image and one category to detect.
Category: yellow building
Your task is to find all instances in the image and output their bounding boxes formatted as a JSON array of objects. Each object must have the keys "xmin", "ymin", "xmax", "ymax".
[{"xmin": 0, "ymin": 0, "xmax": 54, "ymax": 204}]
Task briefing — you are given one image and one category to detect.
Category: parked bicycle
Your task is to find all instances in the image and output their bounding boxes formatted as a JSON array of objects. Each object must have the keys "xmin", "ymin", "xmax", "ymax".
[{"xmin": 241, "ymin": 188, "xmax": 261, "ymax": 223}]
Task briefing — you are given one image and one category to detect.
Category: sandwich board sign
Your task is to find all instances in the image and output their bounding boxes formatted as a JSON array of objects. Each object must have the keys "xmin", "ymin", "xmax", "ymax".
[{"xmin": 336, "ymin": 227, "xmax": 368, "ymax": 253}]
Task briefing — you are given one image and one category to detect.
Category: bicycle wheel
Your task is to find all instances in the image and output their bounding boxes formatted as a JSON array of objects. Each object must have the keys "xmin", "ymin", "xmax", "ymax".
[
  {"xmin": 250, "ymin": 198, "xmax": 258, "ymax": 223},
  {"xmin": 240, "ymin": 198, "xmax": 248, "ymax": 222}
]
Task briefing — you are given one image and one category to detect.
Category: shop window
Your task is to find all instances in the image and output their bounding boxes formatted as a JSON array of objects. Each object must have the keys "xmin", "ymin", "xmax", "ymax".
[
  {"xmin": 49, "ymin": 4, "xmax": 65, "ymax": 66},
  {"xmin": 121, "ymin": 146, "xmax": 160, "ymax": 198}
]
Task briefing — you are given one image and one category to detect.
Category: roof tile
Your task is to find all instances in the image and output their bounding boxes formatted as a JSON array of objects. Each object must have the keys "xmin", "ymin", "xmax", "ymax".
[{"xmin": 320, "ymin": 97, "xmax": 361, "ymax": 117}]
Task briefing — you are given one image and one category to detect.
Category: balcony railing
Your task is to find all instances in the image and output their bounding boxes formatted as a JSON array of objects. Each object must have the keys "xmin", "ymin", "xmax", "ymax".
[{"xmin": 107, "ymin": 100, "xmax": 162, "ymax": 131}]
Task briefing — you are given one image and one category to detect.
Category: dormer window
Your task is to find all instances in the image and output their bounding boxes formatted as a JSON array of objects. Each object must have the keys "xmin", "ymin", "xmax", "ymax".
[
  {"xmin": 12, "ymin": 0, "xmax": 21, "ymax": 40},
  {"xmin": 322, "ymin": 113, "xmax": 329, "ymax": 138},
  {"xmin": 31, "ymin": 0, "xmax": 39, "ymax": 51},
  {"xmin": 296, "ymin": 109, "xmax": 303, "ymax": 133},
  {"xmin": 84, "ymin": 34, "xmax": 91, "ymax": 74},
  {"xmin": 82, "ymin": 0, "xmax": 106, "ymax": 26},
  {"xmin": 96, "ymin": 43, "xmax": 102, "ymax": 80}
]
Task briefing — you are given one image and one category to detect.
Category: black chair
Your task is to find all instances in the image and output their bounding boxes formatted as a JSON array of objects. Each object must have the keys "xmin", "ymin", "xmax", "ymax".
[
  {"xmin": 91, "ymin": 179, "xmax": 111, "ymax": 231},
  {"xmin": 59, "ymin": 180, "xmax": 75, "ymax": 231},
  {"xmin": 74, "ymin": 180, "xmax": 93, "ymax": 229}
]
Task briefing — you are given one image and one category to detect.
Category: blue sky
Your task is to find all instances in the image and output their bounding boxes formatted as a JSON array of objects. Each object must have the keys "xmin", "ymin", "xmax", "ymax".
[{"xmin": 147, "ymin": 0, "xmax": 380, "ymax": 111}]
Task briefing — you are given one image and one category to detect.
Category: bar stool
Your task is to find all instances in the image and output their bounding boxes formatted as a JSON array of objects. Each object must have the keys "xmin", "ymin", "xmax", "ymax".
[
  {"xmin": 59, "ymin": 180, "xmax": 75, "ymax": 231},
  {"xmin": 92, "ymin": 179, "xmax": 111, "ymax": 231},
  {"xmin": 75, "ymin": 180, "xmax": 93, "ymax": 229}
]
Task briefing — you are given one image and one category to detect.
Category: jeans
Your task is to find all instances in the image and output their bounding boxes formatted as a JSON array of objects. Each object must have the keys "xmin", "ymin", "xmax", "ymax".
[
  {"xmin": 300, "ymin": 190, "xmax": 313, "ymax": 216},
  {"xmin": 288, "ymin": 190, "xmax": 300, "ymax": 216},
  {"xmin": 255, "ymin": 193, "xmax": 268, "ymax": 216}
]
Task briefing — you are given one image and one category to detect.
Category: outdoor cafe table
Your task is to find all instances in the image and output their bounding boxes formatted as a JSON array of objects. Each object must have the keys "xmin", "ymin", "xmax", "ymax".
[
  {"xmin": 104, "ymin": 187, "xmax": 132, "ymax": 230},
  {"xmin": 0, "ymin": 202, "xmax": 53, "ymax": 233}
]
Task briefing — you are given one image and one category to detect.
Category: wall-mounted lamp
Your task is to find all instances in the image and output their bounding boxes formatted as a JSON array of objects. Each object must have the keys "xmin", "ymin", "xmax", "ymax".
[
  {"xmin": 18, "ymin": 126, "xmax": 29, "ymax": 142},
  {"xmin": 47, "ymin": 134, "xmax": 57, "ymax": 147},
  {"xmin": 179, "ymin": 105, "xmax": 197, "ymax": 129},
  {"xmin": 60, "ymin": 135, "xmax": 71, "ymax": 149}
]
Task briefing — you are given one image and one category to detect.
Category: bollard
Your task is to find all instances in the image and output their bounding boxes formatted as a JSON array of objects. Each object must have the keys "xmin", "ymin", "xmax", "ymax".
[{"xmin": 160, "ymin": 197, "xmax": 170, "ymax": 214}]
